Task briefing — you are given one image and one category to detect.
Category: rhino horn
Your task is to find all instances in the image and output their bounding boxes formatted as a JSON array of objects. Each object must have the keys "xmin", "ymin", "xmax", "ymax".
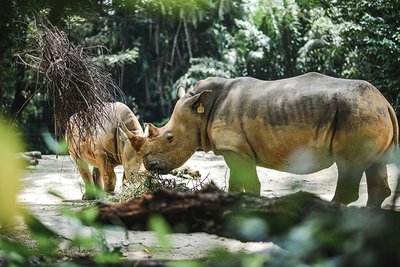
[
  {"xmin": 119, "ymin": 122, "xmax": 145, "ymax": 151},
  {"xmin": 144, "ymin": 123, "xmax": 160, "ymax": 138},
  {"xmin": 177, "ymin": 85, "xmax": 186, "ymax": 99}
]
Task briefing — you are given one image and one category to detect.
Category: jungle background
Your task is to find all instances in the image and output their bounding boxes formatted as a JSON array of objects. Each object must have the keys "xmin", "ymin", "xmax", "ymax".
[{"xmin": 1, "ymin": 0, "xmax": 400, "ymax": 152}]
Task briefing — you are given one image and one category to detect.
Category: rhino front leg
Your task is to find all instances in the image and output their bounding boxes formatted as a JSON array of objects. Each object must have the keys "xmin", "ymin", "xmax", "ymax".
[
  {"xmin": 97, "ymin": 157, "xmax": 117, "ymax": 194},
  {"xmin": 223, "ymin": 152, "xmax": 260, "ymax": 194},
  {"xmin": 104, "ymin": 165, "xmax": 117, "ymax": 193},
  {"xmin": 73, "ymin": 158, "xmax": 97, "ymax": 200}
]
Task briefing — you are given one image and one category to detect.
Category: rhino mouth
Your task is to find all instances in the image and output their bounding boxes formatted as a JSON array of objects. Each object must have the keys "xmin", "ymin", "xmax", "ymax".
[{"xmin": 145, "ymin": 160, "xmax": 169, "ymax": 174}]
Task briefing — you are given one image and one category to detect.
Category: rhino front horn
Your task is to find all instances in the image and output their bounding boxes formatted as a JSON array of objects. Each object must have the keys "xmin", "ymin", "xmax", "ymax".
[{"xmin": 120, "ymin": 122, "xmax": 146, "ymax": 151}]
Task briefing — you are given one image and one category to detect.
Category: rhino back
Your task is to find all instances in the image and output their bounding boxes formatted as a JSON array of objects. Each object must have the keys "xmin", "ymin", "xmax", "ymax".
[
  {"xmin": 211, "ymin": 73, "xmax": 367, "ymax": 125},
  {"xmin": 115, "ymin": 102, "xmax": 143, "ymax": 134}
]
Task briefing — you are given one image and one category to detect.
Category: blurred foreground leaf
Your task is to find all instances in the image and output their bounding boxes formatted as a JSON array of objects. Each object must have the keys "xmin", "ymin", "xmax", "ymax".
[
  {"xmin": 23, "ymin": 212, "xmax": 60, "ymax": 255},
  {"xmin": 93, "ymin": 250, "xmax": 123, "ymax": 264},
  {"xmin": 0, "ymin": 119, "xmax": 24, "ymax": 227},
  {"xmin": 148, "ymin": 215, "xmax": 173, "ymax": 250}
]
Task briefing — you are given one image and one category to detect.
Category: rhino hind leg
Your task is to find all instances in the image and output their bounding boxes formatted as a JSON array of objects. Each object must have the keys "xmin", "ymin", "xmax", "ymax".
[
  {"xmin": 332, "ymin": 162, "xmax": 364, "ymax": 205},
  {"xmin": 365, "ymin": 162, "xmax": 391, "ymax": 208},
  {"xmin": 223, "ymin": 152, "xmax": 260, "ymax": 194}
]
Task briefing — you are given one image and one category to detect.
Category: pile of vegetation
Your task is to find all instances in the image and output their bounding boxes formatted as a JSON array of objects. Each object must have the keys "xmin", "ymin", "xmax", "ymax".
[{"xmin": 107, "ymin": 168, "xmax": 206, "ymax": 203}]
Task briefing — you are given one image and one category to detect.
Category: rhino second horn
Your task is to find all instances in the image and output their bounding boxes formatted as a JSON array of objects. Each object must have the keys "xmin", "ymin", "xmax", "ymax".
[{"xmin": 177, "ymin": 85, "xmax": 186, "ymax": 99}]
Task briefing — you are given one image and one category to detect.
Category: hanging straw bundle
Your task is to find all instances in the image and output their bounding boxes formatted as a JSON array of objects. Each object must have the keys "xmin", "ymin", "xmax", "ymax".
[{"xmin": 17, "ymin": 19, "xmax": 123, "ymax": 140}]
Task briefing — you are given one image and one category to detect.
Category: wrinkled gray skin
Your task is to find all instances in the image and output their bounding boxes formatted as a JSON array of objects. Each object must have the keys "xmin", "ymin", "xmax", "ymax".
[
  {"xmin": 67, "ymin": 102, "xmax": 143, "ymax": 200},
  {"xmin": 138, "ymin": 73, "xmax": 398, "ymax": 207}
]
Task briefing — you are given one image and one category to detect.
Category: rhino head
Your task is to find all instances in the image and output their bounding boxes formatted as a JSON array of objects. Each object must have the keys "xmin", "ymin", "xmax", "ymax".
[{"xmin": 129, "ymin": 86, "xmax": 212, "ymax": 173}]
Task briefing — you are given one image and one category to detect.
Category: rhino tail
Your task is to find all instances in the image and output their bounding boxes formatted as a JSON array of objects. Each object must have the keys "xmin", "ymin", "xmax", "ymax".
[
  {"xmin": 386, "ymin": 105, "xmax": 399, "ymax": 165},
  {"xmin": 388, "ymin": 105, "xmax": 399, "ymax": 147}
]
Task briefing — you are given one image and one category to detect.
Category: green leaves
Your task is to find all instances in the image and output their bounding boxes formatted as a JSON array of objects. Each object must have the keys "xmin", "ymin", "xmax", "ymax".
[
  {"xmin": 174, "ymin": 57, "xmax": 234, "ymax": 89},
  {"xmin": 148, "ymin": 214, "xmax": 173, "ymax": 250},
  {"xmin": 94, "ymin": 48, "xmax": 139, "ymax": 67},
  {"xmin": 61, "ymin": 206, "xmax": 99, "ymax": 227},
  {"xmin": 0, "ymin": 238, "xmax": 33, "ymax": 266},
  {"xmin": 93, "ymin": 250, "xmax": 123, "ymax": 264},
  {"xmin": 61, "ymin": 205, "xmax": 123, "ymax": 263}
]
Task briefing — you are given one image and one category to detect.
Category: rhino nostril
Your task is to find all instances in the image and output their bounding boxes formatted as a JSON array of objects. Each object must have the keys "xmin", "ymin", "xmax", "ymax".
[
  {"xmin": 147, "ymin": 161, "xmax": 164, "ymax": 172},
  {"xmin": 148, "ymin": 162, "xmax": 156, "ymax": 169}
]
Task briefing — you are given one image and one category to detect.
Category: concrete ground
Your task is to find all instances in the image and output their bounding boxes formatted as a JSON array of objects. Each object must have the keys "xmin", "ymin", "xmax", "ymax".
[{"xmin": 18, "ymin": 151, "xmax": 399, "ymax": 260}]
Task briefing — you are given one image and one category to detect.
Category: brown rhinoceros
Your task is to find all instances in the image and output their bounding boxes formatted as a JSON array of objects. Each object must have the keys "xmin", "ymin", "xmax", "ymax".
[
  {"xmin": 67, "ymin": 102, "xmax": 143, "ymax": 200},
  {"xmin": 130, "ymin": 73, "xmax": 398, "ymax": 207}
]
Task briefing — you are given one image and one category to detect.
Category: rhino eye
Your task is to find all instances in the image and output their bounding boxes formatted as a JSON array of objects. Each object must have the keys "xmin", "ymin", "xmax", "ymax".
[{"xmin": 166, "ymin": 133, "xmax": 174, "ymax": 143}]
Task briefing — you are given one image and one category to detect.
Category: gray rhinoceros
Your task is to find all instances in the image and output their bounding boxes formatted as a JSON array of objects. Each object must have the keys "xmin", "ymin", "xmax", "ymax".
[
  {"xmin": 128, "ymin": 73, "xmax": 398, "ymax": 207},
  {"xmin": 67, "ymin": 102, "xmax": 143, "ymax": 199}
]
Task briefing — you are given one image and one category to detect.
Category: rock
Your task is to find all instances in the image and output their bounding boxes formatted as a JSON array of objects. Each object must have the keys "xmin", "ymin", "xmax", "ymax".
[
  {"xmin": 18, "ymin": 153, "xmax": 39, "ymax": 166},
  {"xmin": 23, "ymin": 151, "xmax": 42, "ymax": 159}
]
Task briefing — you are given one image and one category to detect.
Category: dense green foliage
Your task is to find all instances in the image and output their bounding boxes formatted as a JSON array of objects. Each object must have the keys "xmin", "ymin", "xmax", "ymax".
[{"xmin": 0, "ymin": 0, "xmax": 399, "ymax": 151}]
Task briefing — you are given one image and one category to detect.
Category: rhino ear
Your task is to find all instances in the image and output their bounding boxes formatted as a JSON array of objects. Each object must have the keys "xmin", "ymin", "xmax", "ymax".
[
  {"xmin": 119, "ymin": 123, "xmax": 146, "ymax": 151},
  {"xmin": 144, "ymin": 123, "xmax": 159, "ymax": 138},
  {"xmin": 186, "ymin": 90, "xmax": 212, "ymax": 114},
  {"xmin": 177, "ymin": 85, "xmax": 186, "ymax": 99}
]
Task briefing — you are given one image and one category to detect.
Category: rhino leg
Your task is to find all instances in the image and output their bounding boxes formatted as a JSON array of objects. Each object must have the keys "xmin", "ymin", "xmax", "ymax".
[
  {"xmin": 365, "ymin": 163, "xmax": 391, "ymax": 208},
  {"xmin": 92, "ymin": 167, "xmax": 101, "ymax": 187},
  {"xmin": 105, "ymin": 166, "xmax": 117, "ymax": 193},
  {"xmin": 223, "ymin": 152, "xmax": 260, "ymax": 194},
  {"xmin": 332, "ymin": 162, "xmax": 364, "ymax": 205},
  {"xmin": 73, "ymin": 158, "xmax": 97, "ymax": 200},
  {"xmin": 97, "ymin": 158, "xmax": 117, "ymax": 194}
]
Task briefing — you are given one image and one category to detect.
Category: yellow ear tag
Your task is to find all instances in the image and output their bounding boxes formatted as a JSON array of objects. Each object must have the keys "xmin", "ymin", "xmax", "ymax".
[{"xmin": 197, "ymin": 103, "xmax": 205, "ymax": 114}]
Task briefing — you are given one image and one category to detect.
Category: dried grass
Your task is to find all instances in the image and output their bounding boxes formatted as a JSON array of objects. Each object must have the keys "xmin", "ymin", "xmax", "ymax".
[
  {"xmin": 107, "ymin": 168, "xmax": 211, "ymax": 203},
  {"xmin": 17, "ymin": 18, "xmax": 123, "ymax": 139}
]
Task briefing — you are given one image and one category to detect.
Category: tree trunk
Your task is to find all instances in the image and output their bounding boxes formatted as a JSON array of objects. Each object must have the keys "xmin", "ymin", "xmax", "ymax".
[
  {"xmin": 144, "ymin": 73, "xmax": 151, "ymax": 104},
  {"xmin": 154, "ymin": 21, "xmax": 159, "ymax": 56},
  {"xmin": 183, "ymin": 18, "xmax": 193, "ymax": 60},
  {"xmin": 170, "ymin": 19, "xmax": 182, "ymax": 65},
  {"xmin": 0, "ymin": 0, "xmax": 12, "ymax": 57},
  {"xmin": 157, "ymin": 63, "xmax": 165, "ymax": 117},
  {"xmin": 119, "ymin": 10, "xmax": 128, "ymax": 93},
  {"xmin": 10, "ymin": 23, "xmax": 34, "ymax": 120},
  {"xmin": 10, "ymin": 74, "xmax": 28, "ymax": 119}
]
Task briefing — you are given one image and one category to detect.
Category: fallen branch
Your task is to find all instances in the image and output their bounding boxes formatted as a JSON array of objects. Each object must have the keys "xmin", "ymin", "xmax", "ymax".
[{"xmin": 96, "ymin": 185, "xmax": 340, "ymax": 241}]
